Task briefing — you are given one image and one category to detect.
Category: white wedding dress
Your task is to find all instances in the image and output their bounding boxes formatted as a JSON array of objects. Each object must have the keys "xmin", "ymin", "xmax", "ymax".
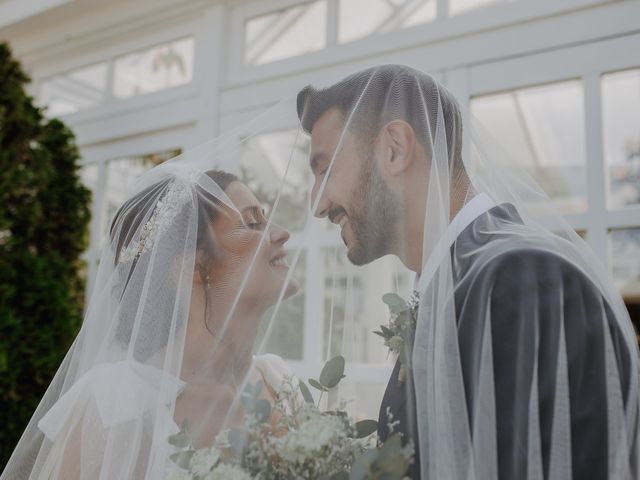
[{"xmin": 35, "ymin": 354, "xmax": 293, "ymax": 479}]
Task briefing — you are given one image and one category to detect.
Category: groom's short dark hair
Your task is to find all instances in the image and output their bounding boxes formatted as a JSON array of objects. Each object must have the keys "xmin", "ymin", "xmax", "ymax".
[{"xmin": 296, "ymin": 64, "xmax": 463, "ymax": 170}]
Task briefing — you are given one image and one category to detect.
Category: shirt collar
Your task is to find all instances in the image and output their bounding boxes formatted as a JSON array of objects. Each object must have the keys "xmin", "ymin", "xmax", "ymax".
[{"xmin": 414, "ymin": 193, "xmax": 496, "ymax": 294}]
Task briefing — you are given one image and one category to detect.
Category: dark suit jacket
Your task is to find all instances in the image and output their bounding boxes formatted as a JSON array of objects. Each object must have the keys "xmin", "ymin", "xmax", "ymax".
[{"xmin": 378, "ymin": 203, "xmax": 633, "ymax": 479}]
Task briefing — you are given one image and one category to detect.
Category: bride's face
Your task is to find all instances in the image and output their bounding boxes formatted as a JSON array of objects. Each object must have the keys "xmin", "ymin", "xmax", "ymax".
[{"xmin": 205, "ymin": 181, "xmax": 298, "ymax": 309}]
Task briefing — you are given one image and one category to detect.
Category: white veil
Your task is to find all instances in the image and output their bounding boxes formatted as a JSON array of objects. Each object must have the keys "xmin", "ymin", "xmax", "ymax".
[
  {"xmin": 295, "ymin": 65, "xmax": 640, "ymax": 479},
  {"xmin": 3, "ymin": 64, "xmax": 638, "ymax": 480},
  {"xmin": 0, "ymin": 118, "xmax": 303, "ymax": 479}
]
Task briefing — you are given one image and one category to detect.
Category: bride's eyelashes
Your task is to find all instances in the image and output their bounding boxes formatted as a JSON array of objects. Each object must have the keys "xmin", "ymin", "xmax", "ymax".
[{"xmin": 238, "ymin": 206, "xmax": 268, "ymax": 230}]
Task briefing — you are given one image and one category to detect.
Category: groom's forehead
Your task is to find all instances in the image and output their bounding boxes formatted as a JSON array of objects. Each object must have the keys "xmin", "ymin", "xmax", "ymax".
[{"xmin": 309, "ymin": 107, "xmax": 348, "ymax": 164}]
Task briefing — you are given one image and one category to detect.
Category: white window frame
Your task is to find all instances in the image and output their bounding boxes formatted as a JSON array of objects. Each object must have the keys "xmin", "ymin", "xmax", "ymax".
[
  {"xmin": 459, "ymin": 32, "xmax": 640, "ymax": 267},
  {"xmin": 227, "ymin": 0, "xmax": 617, "ymax": 85},
  {"xmin": 33, "ymin": 18, "xmax": 202, "ymax": 126}
]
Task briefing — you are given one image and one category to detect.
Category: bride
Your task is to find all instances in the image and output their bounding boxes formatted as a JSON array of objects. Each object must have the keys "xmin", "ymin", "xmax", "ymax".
[{"xmin": 1, "ymin": 166, "xmax": 299, "ymax": 479}]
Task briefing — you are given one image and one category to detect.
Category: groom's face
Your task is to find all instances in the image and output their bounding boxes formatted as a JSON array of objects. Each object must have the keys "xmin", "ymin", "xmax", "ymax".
[{"xmin": 309, "ymin": 107, "xmax": 398, "ymax": 265}]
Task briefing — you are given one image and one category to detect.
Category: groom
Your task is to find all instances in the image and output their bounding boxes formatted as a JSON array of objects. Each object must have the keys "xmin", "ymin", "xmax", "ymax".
[{"xmin": 297, "ymin": 65, "xmax": 635, "ymax": 479}]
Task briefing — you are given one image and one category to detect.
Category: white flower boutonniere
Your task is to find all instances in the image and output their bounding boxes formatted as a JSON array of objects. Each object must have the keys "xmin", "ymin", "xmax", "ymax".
[{"xmin": 374, "ymin": 292, "xmax": 419, "ymax": 385}]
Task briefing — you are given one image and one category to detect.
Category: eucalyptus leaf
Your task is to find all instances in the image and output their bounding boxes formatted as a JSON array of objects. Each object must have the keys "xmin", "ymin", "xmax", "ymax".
[
  {"xmin": 308, "ymin": 378, "xmax": 329, "ymax": 392},
  {"xmin": 380, "ymin": 325, "xmax": 394, "ymax": 338},
  {"xmin": 169, "ymin": 450, "xmax": 195, "ymax": 469},
  {"xmin": 379, "ymin": 434, "xmax": 402, "ymax": 453},
  {"xmin": 377, "ymin": 454, "xmax": 410, "ymax": 476},
  {"xmin": 354, "ymin": 419, "xmax": 378, "ymax": 438},
  {"xmin": 167, "ymin": 431, "xmax": 190, "ymax": 448},
  {"xmin": 349, "ymin": 448, "xmax": 379, "ymax": 480},
  {"xmin": 382, "ymin": 293, "xmax": 409, "ymax": 314},
  {"xmin": 319, "ymin": 355, "xmax": 346, "ymax": 388},
  {"xmin": 228, "ymin": 428, "xmax": 248, "ymax": 457},
  {"xmin": 298, "ymin": 379, "xmax": 314, "ymax": 403},
  {"xmin": 180, "ymin": 418, "xmax": 189, "ymax": 433},
  {"xmin": 255, "ymin": 398, "xmax": 272, "ymax": 423},
  {"xmin": 253, "ymin": 380, "xmax": 264, "ymax": 398}
]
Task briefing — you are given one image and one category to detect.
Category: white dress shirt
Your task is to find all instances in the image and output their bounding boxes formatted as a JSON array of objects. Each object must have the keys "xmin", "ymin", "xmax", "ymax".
[{"xmin": 414, "ymin": 193, "xmax": 496, "ymax": 294}]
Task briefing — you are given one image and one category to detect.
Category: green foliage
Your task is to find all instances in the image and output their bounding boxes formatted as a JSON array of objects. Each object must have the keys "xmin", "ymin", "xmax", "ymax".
[{"xmin": 0, "ymin": 42, "xmax": 91, "ymax": 468}]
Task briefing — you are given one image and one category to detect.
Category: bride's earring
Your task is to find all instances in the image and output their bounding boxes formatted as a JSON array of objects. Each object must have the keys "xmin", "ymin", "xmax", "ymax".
[{"xmin": 205, "ymin": 274, "xmax": 211, "ymax": 288}]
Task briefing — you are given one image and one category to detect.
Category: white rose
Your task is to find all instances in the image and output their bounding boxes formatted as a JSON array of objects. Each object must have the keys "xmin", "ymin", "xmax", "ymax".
[
  {"xmin": 203, "ymin": 464, "xmax": 252, "ymax": 480},
  {"xmin": 387, "ymin": 335, "xmax": 404, "ymax": 351},
  {"xmin": 278, "ymin": 415, "xmax": 347, "ymax": 463}
]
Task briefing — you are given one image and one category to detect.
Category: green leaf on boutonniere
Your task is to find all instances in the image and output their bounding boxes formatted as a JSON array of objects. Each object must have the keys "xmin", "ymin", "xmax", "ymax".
[
  {"xmin": 377, "ymin": 292, "xmax": 419, "ymax": 385},
  {"xmin": 382, "ymin": 293, "xmax": 410, "ymax": 313},
  {"xmin": 319, "ymin": 355, "xmax": 346, "ymax": 388}
]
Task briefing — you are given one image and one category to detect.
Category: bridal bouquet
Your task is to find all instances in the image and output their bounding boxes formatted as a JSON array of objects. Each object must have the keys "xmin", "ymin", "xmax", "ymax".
[{"xmin": 167, "ymin": 356, "xmax": 413, "ymax": 480}]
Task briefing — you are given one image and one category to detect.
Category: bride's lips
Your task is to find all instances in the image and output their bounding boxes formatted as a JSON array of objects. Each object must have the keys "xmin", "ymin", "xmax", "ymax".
[{"xmin": 269, "ymin": 251, "xmax": 289, "ymax": 269}]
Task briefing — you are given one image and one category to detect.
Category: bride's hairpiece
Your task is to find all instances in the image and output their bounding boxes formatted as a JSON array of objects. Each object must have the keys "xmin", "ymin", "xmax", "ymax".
[{"xmin": 119, "ymin": 179, "xmax": 192, "ymax": 263}]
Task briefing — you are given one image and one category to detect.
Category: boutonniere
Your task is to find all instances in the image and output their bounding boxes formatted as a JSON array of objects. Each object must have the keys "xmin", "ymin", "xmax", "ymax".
[{"xmin": 374, "ymin": 292, "xmax": 419, "ymax": 385}]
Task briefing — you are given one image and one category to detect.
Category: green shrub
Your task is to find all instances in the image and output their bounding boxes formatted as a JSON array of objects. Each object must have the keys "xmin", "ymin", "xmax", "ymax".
[{"xmin": 0, "ymin": 42, "xmax": 91, "ymax": 468}]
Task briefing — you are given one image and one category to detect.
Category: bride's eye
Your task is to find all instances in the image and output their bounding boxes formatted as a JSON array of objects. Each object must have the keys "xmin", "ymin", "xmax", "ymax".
[{"xmin": 246, "ymin": 221, "xmax": 263, "ymax": 229}]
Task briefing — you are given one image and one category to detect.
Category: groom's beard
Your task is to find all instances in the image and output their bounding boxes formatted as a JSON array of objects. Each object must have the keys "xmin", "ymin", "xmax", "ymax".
[{"xmin": 347, "ymin": 161, "xmax": 399, "ymax": 266}]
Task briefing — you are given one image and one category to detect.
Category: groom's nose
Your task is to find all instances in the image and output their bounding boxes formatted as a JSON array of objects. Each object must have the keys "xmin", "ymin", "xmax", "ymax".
[{"xmin": 310, "ymin": 181, "xmax": 331, "ymax": 218}]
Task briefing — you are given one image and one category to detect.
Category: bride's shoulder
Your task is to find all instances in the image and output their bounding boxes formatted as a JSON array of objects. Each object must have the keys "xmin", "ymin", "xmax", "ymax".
[{"xmin": 38, "ymin": 361, "xmax": 184, "ymax": 441}]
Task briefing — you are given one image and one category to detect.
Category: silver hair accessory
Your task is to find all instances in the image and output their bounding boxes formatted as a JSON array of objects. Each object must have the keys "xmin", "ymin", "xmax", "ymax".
[{"xmin": 119, "ymin": 179, "xmax": 192, "ymax": 263}]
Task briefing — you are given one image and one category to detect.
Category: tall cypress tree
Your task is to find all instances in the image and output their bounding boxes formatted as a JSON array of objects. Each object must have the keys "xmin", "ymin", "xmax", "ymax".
[{"xmin": 0, "ymin": 42, "xmax": 91, "ymax": 468}]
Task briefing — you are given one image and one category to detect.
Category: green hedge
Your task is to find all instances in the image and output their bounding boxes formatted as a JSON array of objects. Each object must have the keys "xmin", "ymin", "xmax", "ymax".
[{"xmin": 0, "ymin": 42, "xmax": 91, "ymax": 468}]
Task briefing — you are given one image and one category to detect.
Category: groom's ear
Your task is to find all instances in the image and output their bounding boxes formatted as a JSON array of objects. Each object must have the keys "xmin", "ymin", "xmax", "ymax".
[{"xmin": 378, "ymin": 120, "xmax": 416, "ymax": 177}]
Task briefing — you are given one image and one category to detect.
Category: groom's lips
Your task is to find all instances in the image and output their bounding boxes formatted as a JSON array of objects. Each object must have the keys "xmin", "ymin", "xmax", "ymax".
[
  {"xmin": 337, "ymin": 217, "xmax": 350, "ymax": 246},
  {"xmin": 328, "ymin": 207, "xmax": 346, "ymax": 225},
  {"xmin": 328, "ymin": 208, "xmax": 351, "ymax": 246}
]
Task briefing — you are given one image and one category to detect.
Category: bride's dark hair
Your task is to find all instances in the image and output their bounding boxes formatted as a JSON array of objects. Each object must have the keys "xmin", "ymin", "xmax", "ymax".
[{"xmin": 108, "ymin": 169, "xmax": 238, "ymax": 360}]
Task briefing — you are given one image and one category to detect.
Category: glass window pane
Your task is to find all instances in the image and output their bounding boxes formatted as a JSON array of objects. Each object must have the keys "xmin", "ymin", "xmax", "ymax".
[
  {"xmin": 471, "ymin": 80, "xmax": 587, "ymax": 213},
  {"xmin": 113, "ymin": 37, "xmax": 195, "ymax": 99},
  {"xmin": 323, "ymin": 247, "xmax": 412, "ymax": 364},
  {"xmin": 609, "ymin": 228, "xmax": 640, "ymax": 302},
  {"xmin": 40, "ymin": 63, "xmax": 107, "ymax": 116},
  {"xmin": 239, "ymin": 130, "xmax": 311, "ymax": 231},
  {"xmin": 245, "ymin": 1, "xmax": 327, "ymax": 66},
  {"xmin": 99, "ymin": 149, "xmax": 180, "ymax": 248},
  {"xmin": 449, "ymin": 0, "xmax": 514, "ymax": 17},
  {"xmin": 334, "ymin": 381, "xmax": 388, "ymax": 420},
  {"xmin": 262, "ymin": 252, "xmax": 306, "ymax": 360},
  {"xmin": 602, "ymin": 69, "xmax": 640, "ymax": 209},
  {"xmin": 338, "ymin": 0, "xmax": 435, "ymax": 44}
]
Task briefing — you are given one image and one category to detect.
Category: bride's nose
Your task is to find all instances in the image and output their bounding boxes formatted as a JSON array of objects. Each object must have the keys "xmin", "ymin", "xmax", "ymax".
[{"xmin": 269, "ymin": 224, "xmax": 290, "ymax": 245}]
